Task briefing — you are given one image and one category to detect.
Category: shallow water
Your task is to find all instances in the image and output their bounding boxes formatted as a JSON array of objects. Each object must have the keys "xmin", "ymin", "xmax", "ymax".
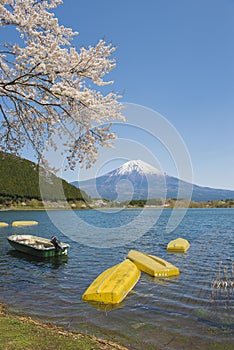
[{"xmin": 0, "ymin": 208, "xmax": 233, "ymax": 349}]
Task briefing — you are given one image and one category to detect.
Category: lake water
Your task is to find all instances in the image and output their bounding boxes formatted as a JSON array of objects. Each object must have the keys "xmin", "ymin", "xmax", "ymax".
[{"xmin": 0, "ymin": 208, "xmax": 233, "ymax": 349}]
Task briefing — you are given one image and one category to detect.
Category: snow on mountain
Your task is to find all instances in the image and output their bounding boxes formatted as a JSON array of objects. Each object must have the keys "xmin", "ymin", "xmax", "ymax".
[
  {"xmin": 111, "ymin": 160, "xmax": 162, "ymax": 176},
  {"xmin": 72, "ymin": 159, "xmax": 166, "ymax": 201},
  {"xmin": 71, "ymin": 159, "xmax": 234, "ymax": 201}
]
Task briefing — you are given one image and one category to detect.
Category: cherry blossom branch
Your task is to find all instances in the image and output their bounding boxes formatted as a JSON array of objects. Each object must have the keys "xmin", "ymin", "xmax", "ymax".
[{"xmin": 0, "ymin": 0, "xmax": 123, "ymax": 169}]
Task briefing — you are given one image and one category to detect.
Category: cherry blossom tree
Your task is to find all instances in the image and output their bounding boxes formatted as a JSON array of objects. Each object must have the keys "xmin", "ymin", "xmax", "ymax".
[{"xmin": 0, "ymin": 0, "xmax": 123, "ymax": 169}]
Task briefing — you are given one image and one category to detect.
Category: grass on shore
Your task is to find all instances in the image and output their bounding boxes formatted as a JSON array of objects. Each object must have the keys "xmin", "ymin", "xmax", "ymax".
[{"xmin": 0, "ymin": 302, "xmax": 128, "ymax": 350}]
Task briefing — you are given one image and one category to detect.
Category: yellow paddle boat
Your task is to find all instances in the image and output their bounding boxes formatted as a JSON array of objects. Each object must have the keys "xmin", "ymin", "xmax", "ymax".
[
  {"xmin": 127, "ymin": 249, "xmax": 180, "ymax": 277},
  {"xmin": 167, "ymin": 237, "xmax": 190, "ymax": 253},
  {"xmin": 82, "ymin": 259, "xmax": 140, "ymax": 304},
  {"xmin": 12, "ymin": 221, "xmax": 38, "ymax": 227},
  {"xmin": 0, "ymin": 222, "xmax": 9, "ymax": 227}
]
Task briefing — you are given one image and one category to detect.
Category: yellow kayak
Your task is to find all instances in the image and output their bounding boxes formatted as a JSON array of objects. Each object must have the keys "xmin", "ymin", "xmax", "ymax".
[
  {"xmin": 167, "ymin": 237, "xmax": 190, "ymax": 253},
  {"xmin": 12, "ymin": 221, "xmax": 38, "ymax": 227},
  {"xmin": 0, "ymin": 222, "xmax": 9, "ymax": 227},
  {"xmin": 82, "ymin": 259, "xmax": 140, "ymax": 304},
  {"xmin": 127, "ymin": 249, "xmax": 180, "ymax": 277}
]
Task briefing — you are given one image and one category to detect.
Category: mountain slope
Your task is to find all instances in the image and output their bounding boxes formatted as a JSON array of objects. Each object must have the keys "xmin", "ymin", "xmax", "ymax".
[
  {"xmin": 72, "ymin": 160, "xmax": 234, "ymax": 202},
  {"xmin": 0, "ymin": 152, "xmax": 88, "ymax": 202}
]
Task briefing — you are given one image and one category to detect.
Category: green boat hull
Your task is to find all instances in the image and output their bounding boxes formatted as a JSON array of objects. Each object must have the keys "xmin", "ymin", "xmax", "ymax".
[{"xmin": 8, "ymin": 235, "xmax": 69, "ymax": 258}]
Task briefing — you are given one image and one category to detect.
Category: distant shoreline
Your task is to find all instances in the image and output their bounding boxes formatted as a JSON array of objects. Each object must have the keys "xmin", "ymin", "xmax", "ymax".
[
  {"xmin": 1, "ymin": 205, "xmax": 234, "ymax": 211},
  {"xmin": 1, "ymin": 197, "xmax": 234, "ymax": 211}
]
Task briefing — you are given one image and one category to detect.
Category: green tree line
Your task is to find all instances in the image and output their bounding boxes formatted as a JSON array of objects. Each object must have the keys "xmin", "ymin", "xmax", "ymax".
[{"xmin": 0, "ymin": 152, "xmax": 89, "ymax": 204}]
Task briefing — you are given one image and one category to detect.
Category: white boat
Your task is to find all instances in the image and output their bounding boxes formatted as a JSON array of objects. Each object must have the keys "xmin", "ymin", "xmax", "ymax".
[{"xmin": 8, "ymin": 235, "xmax": 69, "ymax": 258}]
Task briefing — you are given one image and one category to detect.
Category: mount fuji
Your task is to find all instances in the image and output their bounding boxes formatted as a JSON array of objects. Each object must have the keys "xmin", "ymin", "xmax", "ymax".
[{"xmin": 71, "ymin": 160, "xmax": 234, "ymax": 202}]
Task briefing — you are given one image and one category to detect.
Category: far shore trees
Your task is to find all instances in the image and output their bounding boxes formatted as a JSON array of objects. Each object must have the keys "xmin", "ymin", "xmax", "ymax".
[{"xmin": 0, "ymin": 0, "xmax": 123, "ymax": 169}]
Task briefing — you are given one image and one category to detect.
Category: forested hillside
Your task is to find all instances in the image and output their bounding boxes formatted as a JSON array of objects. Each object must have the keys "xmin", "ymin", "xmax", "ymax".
[{"xmin": 0, "ymin": 152, "xmax": 88, "ymax": 205}]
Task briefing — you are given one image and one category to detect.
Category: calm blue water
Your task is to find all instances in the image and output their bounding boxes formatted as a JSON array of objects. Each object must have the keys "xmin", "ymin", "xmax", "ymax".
[{"xmin": 0, "ymin": 208, "xmax": 233, "ymax": 349}]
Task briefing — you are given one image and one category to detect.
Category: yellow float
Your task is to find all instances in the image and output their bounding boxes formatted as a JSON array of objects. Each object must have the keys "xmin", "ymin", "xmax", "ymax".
[
  {"xmin": 82, "ymin": 259, "xmax": 140, "ymax": 304},
  {"xmin": 167, "ymin": 237, "xmax": 190, "ymax": 253},
  {"xmin": 12, "ymin": 221, "xmax": 38, "ymax": 227},
  {"xmin": 0, "ymin": 222, "xmax": 9, "ymax": 227},
  {"xmin": 127, "ymin": 249, "xmax": 180, "ymax": 277}
]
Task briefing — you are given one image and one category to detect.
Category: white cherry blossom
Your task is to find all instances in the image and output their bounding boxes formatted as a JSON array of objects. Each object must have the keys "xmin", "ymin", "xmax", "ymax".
[{"xmin": 0, "ymin": 0, "xmax": 123, "ymax": 169}]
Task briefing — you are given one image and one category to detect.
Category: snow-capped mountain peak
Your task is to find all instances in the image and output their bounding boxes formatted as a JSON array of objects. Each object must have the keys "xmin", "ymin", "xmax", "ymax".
[
  {"xmin": 72, "ymin": 158, "xmax": 234, "ymax": 202},
  {"xmin": 112, "ymin": 160, "xmax": 162, "ymax": 176}
]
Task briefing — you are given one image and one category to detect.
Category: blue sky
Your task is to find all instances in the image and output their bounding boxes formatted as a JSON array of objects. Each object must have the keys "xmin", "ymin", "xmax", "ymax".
[
  {"xmin": 53, "ymin": 0, "xmax": 234, "ymax": 189},
  {"xmin": 3, "ymin": 0, "xmax": 234, "ymax": 189}
]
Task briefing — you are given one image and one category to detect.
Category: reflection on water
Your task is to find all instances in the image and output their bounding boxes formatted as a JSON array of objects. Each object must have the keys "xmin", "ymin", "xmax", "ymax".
[
  {"xmin": 0, "ymin": 209, "xmax": 233, "ymax": 349},
  {"xmin": 8, "ymin": 249, "xmax": 68, "ymax": 268},
  {"xmin": 83, "ymin": 299, "xmax": 126, "ymax": 313}
]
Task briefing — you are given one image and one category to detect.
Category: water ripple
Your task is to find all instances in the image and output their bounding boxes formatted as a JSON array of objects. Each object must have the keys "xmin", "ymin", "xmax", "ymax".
[{"xmin": 0, "ymin": 208, "xmax": 233, "ymax": 349}]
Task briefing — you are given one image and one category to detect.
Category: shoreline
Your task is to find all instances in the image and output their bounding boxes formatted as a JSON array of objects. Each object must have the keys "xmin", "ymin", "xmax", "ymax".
[
  {"xmin": 1, "ymin": 206, "xmax": 234, "ymax": 211},
  {"xmin": 1, "ymin": 197, "xmax": 234, "ymax": 211},
  {"xmin": 0, "ymin": 301, "xmax": 129, "ymax": 350},
  {"xmin": 1, "ymin": 301, "xmax": 233, "ymax": 350}
]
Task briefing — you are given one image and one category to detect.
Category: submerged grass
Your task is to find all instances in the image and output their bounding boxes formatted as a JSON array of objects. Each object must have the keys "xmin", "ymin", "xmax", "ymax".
[{"xmin": 0, "ymin": 302, "xmax": 128, "ymax": 350}]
